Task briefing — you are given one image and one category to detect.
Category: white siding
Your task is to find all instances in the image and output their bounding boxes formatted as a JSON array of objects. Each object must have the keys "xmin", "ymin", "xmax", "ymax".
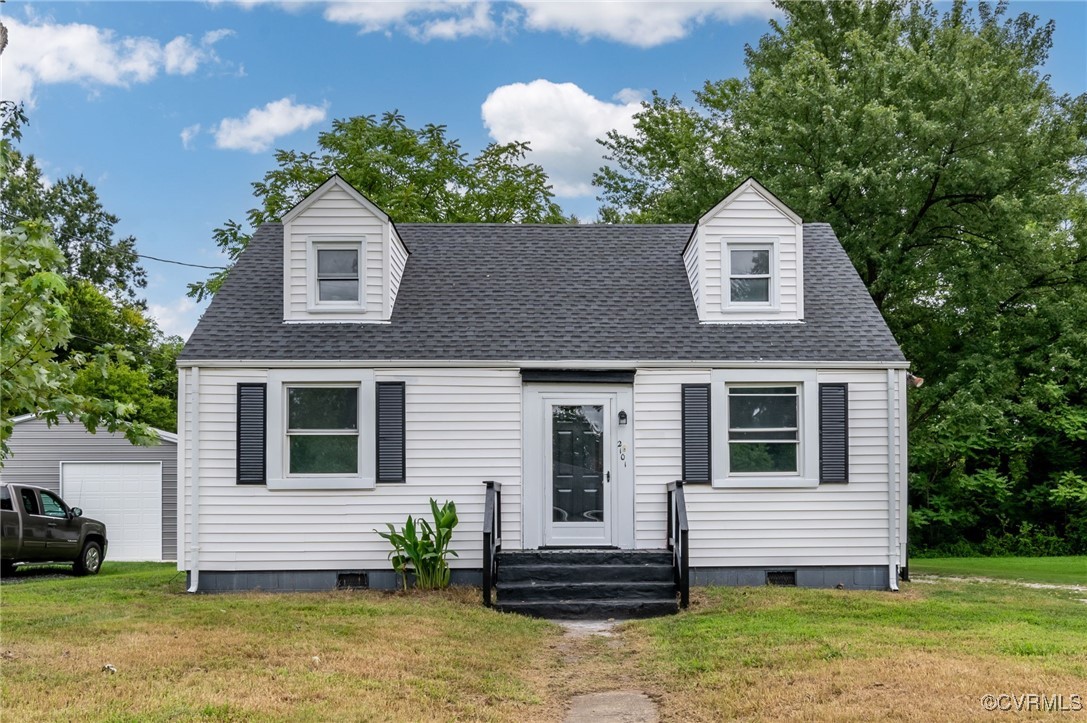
[
  {"xmin": 283, "ymin": 184, "xmax": 386, "ymax": 322},
  {"xmin": 633, "ymin": 368, "xmax": 895, "ymax": 567},
  {"xmin": 181, "ymin": 363, "xmax": 901, "ymax": 574},
  {"xmin": 682, "ymin": 236, "xmax": 700, "ymax": 312},
  {"xmin": 182, "ymin": 368, "xmax": 521, "ymax": 572},
  {"xmin": 695, "ymin": 183, "xmax": 803, "ymax": 323},
  {"xmin": 388, "ymin": 227, "xmax": 408, "ymax": 312}
]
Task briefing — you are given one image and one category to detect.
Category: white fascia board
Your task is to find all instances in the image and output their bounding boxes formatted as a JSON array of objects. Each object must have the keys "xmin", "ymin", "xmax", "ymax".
[
  {"xmin": 152, "ymin": 429, "xmax": 179, "ymax": 444},
  {"xmin": 281, "ymin": 175, "xmax": 391, "ymax": 225},
  {"xmin": 281, "ymin": 319, "xmax": 392, "ymax": 325},
  {"xmin": 10, "ymin": 413, "xmax": 177, "ymax": 445},
  {"xmin": 696, "ymin": 177, "xmax": 803, "ymax": 227},
  {"xmin": 178, "ymin": 358, "xmax": 911, "ymax": 370}
]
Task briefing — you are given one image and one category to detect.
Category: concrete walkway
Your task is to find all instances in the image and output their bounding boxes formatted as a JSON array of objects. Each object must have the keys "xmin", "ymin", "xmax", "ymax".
[
  {"xmin": 565, "ymin": 690, "xmax": 659, "ymax": 723},
  {"xmin": 558, "ymin": 620, "xmax": 660, "ymax": 723}
]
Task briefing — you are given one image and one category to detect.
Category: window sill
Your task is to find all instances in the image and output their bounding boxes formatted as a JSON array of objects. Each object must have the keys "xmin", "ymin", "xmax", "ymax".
[
  {"xmin": 267, "ymin": 477, "xmax": 376, "ymax": 491},
  {"xmin": 303, "ymin": 305, "xmax": 368, "ymax": 314},
  {"xmin": 712, "ymin": 477, "xmax": 819, "ymax": 490}
]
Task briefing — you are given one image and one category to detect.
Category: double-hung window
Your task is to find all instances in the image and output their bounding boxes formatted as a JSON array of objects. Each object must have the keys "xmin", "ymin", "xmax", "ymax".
[
  {"xmin": 727, "ymin": 386, "xmax": 799, "ymax": 473},
  {"xmin": 263, "ymin": 369, "xmax": 376, "ymax": 490},
  {"xmin": 308, "ymin": 238, "xmax": 365, "ymax": 311},
  {"xmin": 709, "ymin": 370, "xmax": 819, "ymax": 488},
  {"xmin": 728, "ymin": 245, "xmax": 772, "ymax": 304},
  {"xmin": 286, "ymin": 386, "xmax": 359, "ymax": 475},
  {"xmin": 316, "ymin": 247, "xmax": 359, "ymax": 303}
]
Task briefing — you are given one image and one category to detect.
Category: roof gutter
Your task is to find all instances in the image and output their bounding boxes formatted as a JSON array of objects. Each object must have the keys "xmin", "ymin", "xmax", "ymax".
[
  {"xmin": 177, "ymin": 358, "xmax": 911, "ymax": 370},
  {"xmin": 187, "ymin": 366, "xmax": 201, "ymax": 594}
]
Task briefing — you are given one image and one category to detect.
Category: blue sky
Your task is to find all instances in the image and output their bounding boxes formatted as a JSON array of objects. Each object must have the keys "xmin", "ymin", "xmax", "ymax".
[{"xmin": 3, "ymin": 1, "xmax": 1085, "ymax": 339}]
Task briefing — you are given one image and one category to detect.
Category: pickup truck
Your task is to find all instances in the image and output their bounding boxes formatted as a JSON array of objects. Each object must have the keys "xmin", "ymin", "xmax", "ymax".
[{"xmin": 1, "ymin": 482, "xmax": 108, "ymax": 576}]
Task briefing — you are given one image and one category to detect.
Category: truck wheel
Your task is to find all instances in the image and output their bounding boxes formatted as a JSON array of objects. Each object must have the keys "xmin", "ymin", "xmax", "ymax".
[
  {"xmin": 73, "ymin": 541, "xmax": 103, "ymax": 576},
  {"xmin": 1, "ymin": 560, "xmax": 15, "ymax": 577}
]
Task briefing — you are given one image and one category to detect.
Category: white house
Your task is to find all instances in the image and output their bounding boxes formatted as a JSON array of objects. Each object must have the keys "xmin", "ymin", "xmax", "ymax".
[{"xmin": 177, "ymin": 175, "xmax": 909, "ymax": 615}]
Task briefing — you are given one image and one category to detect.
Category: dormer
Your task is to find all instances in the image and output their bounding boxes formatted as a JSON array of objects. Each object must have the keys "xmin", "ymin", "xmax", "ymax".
[
  {"xmin": 281, "ymin": 175, "xmax": 409, "ymax": 323},
  {"xmin": 683, "ymin": 178, "xmax": 804, "ymax": 323}
]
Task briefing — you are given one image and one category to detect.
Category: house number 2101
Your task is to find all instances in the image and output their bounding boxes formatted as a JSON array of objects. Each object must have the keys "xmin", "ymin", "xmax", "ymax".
[{"xmin": 617, "ymin": 440, "xmax": 627, "ymax": 466}]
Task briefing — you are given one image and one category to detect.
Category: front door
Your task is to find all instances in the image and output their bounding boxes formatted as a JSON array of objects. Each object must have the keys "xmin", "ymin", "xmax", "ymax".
[
  {"xmin": 524, "ymin": 384, "xmax": 634, "ymax": 549},
  {"xmin": 546, "ymin": 399, "xmax": 612, "ymax": 546}
]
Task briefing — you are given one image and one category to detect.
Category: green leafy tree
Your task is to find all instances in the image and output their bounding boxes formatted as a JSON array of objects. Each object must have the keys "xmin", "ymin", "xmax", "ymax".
[
  {"xmin": 62, "ymin": 279, "xmax": 183, "ymax": 432},
  {"xmin": 63, "ymin": 279, "xmax": 156, "ymax": 360},
  {"xmin": 189, "ymin": 111, "xmax": 570, "ymax": 300},
  {"xmin": 0, "ymin": 220, "xmax": 155, "ymax": 460},
  {"xmin": 595, "ymin": 0, "xmax": 1087, "ymax": 553}
]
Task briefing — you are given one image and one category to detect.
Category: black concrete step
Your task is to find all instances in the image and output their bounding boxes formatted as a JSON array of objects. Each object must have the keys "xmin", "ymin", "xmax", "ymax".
[
  {"xmin": 498, "ymin": 562, "xmax": 674, "ymax": 584},
  {"xmin": 499, "ymin": 549, "xmax": 673, "ymax": 566},
  {"xmin": 495, "ymin": 599, "xmax": 679, "ymax": 620},
  {"xmin": 497, "ymin": 580, "xmax": 676, "ymax": 602},
  {"xmin": 492, "ymin": 549, "xmax": 679, "ymax": 619}
]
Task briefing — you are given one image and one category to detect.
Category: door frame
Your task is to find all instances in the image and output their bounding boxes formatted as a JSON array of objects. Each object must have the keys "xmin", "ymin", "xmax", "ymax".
[{"xmin": 522, "ymin": 384, "xmax": 634, "ymax": 549}]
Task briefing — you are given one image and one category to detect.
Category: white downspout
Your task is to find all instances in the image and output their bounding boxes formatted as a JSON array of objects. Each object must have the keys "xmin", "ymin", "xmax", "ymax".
[
  {"xmin": 187, "ymin": 366, "xmax": 201, "ymax": 593},
  {"xmin": 886, "ymin": 369, "xmax": 900, "ymax": 592}
]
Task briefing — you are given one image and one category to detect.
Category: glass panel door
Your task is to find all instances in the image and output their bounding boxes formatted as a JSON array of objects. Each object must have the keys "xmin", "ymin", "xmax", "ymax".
[{"xmin": 551, "ymin": 405, "xmax": 605, "ymax": 525}]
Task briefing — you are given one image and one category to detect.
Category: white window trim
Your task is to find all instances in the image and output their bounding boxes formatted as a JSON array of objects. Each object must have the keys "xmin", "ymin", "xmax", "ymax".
[
  {"xmin": 722, "ymin": 237, "xmax": 780, "ymax": 312},
  {"xmin": 266, "ymin": 369, "xmax": 376, "ymax": 490},
  {"xmin": 306, "ymin": 236, "xmax": 367, "ymax": 313},
  {"xmin": 711, "ymin": 369, "xmax": 818, "ymax": 488}
]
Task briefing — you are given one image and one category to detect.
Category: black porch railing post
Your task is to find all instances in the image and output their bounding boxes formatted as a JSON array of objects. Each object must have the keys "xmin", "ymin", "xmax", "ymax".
[
  {"xmin": 482, "ymin": 480, "xmax": 502, "ymax": 608},
  {"xmin": 667, "ymin": 480, "xmax": 690, "ymax": 609}
]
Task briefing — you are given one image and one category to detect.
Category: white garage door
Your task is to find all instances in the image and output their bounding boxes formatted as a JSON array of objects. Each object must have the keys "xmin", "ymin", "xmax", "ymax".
[{"xmin": 61, "ymin": 462, "xmax": 162, "ymax": 562}]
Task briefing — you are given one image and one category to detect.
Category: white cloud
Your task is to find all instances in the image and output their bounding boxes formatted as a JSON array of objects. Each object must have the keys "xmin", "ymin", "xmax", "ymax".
[
  {"xmin": 180, "ymin": 124, "xmax": 202, "ymax": 150},
  {"xmin": 323, "ymin": 1, "xmax": 504, "ymax": 41},
  {"xmin": 163, "ymin": 36, "xmax": 202, "ymax": 75},
  {"xmin": 1, "ymin": 17, "xmax": 234, "ymax": 106},
  {"xmin": 213, "ymin": 97, "xmax": 329, "ymax": 153},
  {"xmin": 148, "ymin": 296, "xmax": 203, "ymax": 340},
  {"xmin": 517, "ymin": 1, "xmax": 775, "ymax": 47},
  {"xmin": 482, "ymin": 80, "xmax": 643, "ymax": 197},
  {"xmin": 213, "ymin": 0, "xmax": 772, "ymax": 46}
]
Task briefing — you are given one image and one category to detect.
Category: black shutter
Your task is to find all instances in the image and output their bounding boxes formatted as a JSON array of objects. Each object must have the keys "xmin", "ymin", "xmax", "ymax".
[
  {"xmin": 376, "ymin": 382, "xmax": 406, "ymax": 483},
  {"xmin": 819, "ymin": 383, "xmax": 849, "ymax": 483},
  {"xmin": 237, "ymin": 383, "xmax": 266, "ymax": 485},
  {"xmin": 681, "ymin": 384, "xmax": 711, "ymax": 483}
]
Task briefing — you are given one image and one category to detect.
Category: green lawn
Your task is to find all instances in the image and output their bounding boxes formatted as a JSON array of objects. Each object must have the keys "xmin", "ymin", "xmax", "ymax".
[
  {"xmin": 2, "ymin": 561, "xmax": 1086, "ymax": 722},
  {"xmin": 911, "ymin": 555, "xmax": 1087, "ymax": 585}
]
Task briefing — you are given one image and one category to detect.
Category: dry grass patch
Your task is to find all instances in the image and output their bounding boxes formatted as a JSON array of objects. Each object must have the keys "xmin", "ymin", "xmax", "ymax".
[
  {"xmin": 624, "ymin": 581, "xmax": 1087, "ymax": 722},
  {"xmin": 1, "ymin": 566, "xmax": 561, "ymax": 722}
]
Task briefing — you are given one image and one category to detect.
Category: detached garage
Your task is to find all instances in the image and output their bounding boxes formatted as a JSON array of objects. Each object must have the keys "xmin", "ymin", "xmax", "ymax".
[{"xmin": 1, "ymin": 416, "xmax": 177, "ymax": 562}]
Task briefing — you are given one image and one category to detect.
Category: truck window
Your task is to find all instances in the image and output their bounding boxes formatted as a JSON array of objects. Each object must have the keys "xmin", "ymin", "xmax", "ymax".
[
  {"xmin": 20, "ymin": 489, "xmax": 40, "ymax": 516},
  {"xmin": 0, "ymin": 487, "xmax": 11, "ymax": 511},
  {"xmin": 40, "ymin": 492, "xmax": 67, "ymax": 518}
]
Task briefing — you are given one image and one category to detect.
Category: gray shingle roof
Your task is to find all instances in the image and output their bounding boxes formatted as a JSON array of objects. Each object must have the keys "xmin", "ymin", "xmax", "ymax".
[{"xmin": 180, "ymin": 222, "xmax": 906, "ymax": 363}]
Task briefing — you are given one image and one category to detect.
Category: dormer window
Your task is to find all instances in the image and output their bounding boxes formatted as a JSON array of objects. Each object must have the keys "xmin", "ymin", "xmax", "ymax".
[
  {"xmin": 686, "ymin": 179, "xmax": 801, "ymax": 323},
  {"xmin": 724, "ymin": 239, "xmax": 778, "ymax": 310},
  {"xmin": 307, "ymin": 237, "xmax": 366, "ymax": 312}
]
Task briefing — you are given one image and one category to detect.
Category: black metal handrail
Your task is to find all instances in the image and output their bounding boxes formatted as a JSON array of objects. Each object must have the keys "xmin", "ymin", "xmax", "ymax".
[
  {"xmin": 667, "ymin": 480, "xmax": 690, "ymax": 608},
  {"xmin": 482, "ymin": 480, "xmax": 502, "ymax": 607}
]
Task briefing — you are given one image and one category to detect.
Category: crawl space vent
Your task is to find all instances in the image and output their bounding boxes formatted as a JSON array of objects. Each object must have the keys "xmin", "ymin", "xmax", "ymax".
[
  {"xmin": 337, "ymin": 573, "xmax": 368, "ymax": 589},
  {"xmin": 766, "ymin": 570, "xmax": 797, "ymax": 586}
]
